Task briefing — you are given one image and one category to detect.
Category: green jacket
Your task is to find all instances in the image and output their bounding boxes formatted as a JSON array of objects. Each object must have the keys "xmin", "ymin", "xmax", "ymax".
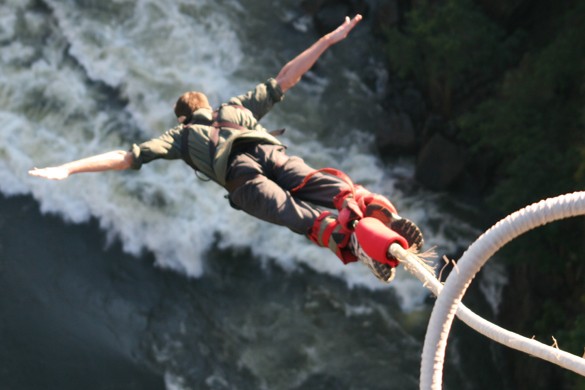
[{"xmin": 130, "ymin": 78, "xmax": 284, "ymax": 187}]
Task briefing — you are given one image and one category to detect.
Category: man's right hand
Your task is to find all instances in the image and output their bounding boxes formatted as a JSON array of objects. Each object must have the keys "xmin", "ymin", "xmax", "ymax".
[
  {"xmin": 326, "ymin": 14, "xmax": 363, "ymax": 45},
  {"xmin": 275, "ymin": 14, "xmax": 363, "ymax": 93}
]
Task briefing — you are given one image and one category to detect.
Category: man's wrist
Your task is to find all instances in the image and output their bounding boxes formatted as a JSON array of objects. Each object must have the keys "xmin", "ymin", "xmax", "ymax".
[{"xmin": 321, "ymin": 34, "xmax": 334, "ymax": 47}]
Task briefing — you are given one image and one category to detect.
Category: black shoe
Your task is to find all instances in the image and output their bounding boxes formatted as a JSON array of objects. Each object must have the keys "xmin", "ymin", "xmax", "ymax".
[
  {"xmin": 364, "ymin": 200, "xmax": 424, "ymax": 251},
  {"xmin": 389, "ymin": 215, "xmax": 424, "ymax": 251}
]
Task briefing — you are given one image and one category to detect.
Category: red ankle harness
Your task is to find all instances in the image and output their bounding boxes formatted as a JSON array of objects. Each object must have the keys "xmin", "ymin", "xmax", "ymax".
[{"xmin": 295, "ymin": 168, "xmax": 408, "ymax": 267}]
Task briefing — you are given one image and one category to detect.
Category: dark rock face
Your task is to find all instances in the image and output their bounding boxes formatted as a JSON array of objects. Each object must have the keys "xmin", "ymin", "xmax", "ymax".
[
  {"xmin": 302, "ymin": 0, "xmax": 370, "ymax": 35},
  {"xmin": 375, "ymin": 111, "xmax": 417, "ymax": 152},
  {"xmin": 415, "ymin": 133, "xmax": 467, "ymax": 191}
]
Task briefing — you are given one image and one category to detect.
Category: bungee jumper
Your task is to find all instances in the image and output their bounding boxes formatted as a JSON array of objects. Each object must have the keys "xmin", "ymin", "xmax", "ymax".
[{"xmin": 28, "ymin": 15, "xmax": 423, "ymax": 282}]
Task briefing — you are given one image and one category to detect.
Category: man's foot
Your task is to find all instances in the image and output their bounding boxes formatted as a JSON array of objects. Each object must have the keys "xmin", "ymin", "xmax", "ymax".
[
  {"xmin": 350, "ymin": 233, "xmax": 396, "ymax": 283},
  {"xmin": 365, "ymin": 198, "xmax": 424, "ymax": 251},
  {"xmin": 349, "ymin": 215, "xmax": 424, "ymax": 283},
  {"xmin": 389, "ymin": 215, "xmax": 424, "ymax": 251}
]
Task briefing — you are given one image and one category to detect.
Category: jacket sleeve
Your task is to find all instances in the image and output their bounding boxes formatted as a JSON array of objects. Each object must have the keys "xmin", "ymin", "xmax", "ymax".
[
  {"xmin": 229, "ymin": 78, "xmax": 284, "ymax": 121},
  {"xmin": 129, "ymin": 127, "xmax": 183, "ymax": 170}
]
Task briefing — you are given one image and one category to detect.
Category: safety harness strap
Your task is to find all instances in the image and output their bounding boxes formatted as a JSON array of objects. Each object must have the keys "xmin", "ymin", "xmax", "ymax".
[
  {"xmin": 181, "ymin": 126, "xmax": 198, "ymax": 171},
  {"xmin": 289, "ymin": 167, "xmax": 355, "ymax": 195},
  {"xmin": 182, "ymin": 104, "xmax": 285, "ymax": 178},
  {"xmin": 308, "ymin": 211, "xmax": 357, "ymax": 264}
]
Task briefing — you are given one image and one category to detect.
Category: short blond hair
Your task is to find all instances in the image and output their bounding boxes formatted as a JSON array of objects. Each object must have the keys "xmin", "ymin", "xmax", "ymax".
[{"xmin": 174, "ymin": 91, "xmax": 211, "ymax": 124}]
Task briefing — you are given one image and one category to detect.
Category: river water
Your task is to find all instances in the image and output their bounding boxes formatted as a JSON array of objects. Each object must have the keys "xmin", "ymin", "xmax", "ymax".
[{"xmin": 0, "ymin": 0, "xmax": 507, "ymax": 389}]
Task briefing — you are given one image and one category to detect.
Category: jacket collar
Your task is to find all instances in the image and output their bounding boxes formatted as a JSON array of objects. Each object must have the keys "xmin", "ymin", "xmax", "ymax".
[{"xmin": 191, "ymin": 108, "xmax": 213, "ymax": 123}]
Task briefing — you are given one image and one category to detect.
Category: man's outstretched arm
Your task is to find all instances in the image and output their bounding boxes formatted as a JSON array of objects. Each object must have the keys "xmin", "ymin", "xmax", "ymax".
[
  {"xmin": 28, "ymin": 150, "xmax": 133, "ymax": 180},
  {"xmin": 275, "ymin": 14, "xmax": 362, "ymax": 93}
]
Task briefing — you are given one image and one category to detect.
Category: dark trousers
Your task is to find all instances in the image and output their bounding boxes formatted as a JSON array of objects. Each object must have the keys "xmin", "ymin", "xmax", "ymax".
[{"xmin": 225, "ymin": 144, "xmax": 350, "ymax": 234}]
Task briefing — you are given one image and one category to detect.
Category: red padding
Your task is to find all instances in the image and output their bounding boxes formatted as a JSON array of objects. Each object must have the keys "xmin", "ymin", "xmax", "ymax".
[{"xmin": 355, "ymin": 217, "xmax": 409, "ymax": 265}]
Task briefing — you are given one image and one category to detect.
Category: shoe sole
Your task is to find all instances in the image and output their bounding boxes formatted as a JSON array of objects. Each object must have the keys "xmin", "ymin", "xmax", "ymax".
[{"xmin": 390, "ymin": 217, "xmax": 424, "ymax": 250}]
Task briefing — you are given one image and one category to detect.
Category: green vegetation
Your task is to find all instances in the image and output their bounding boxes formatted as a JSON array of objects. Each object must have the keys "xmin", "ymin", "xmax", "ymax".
[
  {"xmin": 385, "ymin": 0, "xmax": 584, "ymax": 210},
  {"xmin": 384, "ymin": 0, "xmax": 521, "ymax": 115},
  {"xmin": 383, "ymin": 0, "xmax": 585, "ymax": 387},
  {"xmin": 459, "ymin": 9, "xmax": 585, "ymax": 212}
]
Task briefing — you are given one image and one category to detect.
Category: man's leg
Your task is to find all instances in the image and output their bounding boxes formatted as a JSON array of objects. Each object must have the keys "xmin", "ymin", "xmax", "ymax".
[
  {"xmin": 228, "ymin": 174, "xmax": 358, "ymax": 264},
  {"xmin": 270, "ymin": 149, "xmax": 424, "ymax": 281},
  {"xmin": 265, "ymin": 146, "xmax": 349, "ymax": 208},
  {"xmin": 227, "ymin": 146, "xmax": 423, "ymax": 281},
  {"xmin": 227, "ymin": 147, "xmax": 357, "ymax": 262},
  {"xmin": 265, "ymin": 146, "xmax": 401, "ymax": 228},
  {"xmin": 228, "ymin": 173, "xmax": 320, "ymax": 234}
]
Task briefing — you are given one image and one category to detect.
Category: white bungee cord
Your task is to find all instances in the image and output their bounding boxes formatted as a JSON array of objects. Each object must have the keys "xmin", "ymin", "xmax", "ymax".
[{"xmin": 388, "ymin": 191, "xmax": 585, "ymax": 389}]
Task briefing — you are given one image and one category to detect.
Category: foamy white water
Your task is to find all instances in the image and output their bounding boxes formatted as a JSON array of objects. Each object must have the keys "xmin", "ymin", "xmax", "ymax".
[{"xmin": 0, "ymin": 0, "xmax": 478, "ymax": 311}]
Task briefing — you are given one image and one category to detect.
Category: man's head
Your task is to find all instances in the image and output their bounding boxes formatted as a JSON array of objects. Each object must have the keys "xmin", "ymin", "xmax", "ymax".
[{"xmin": 174, "ymin": 91, "xmax": 211, "ymax": 124}]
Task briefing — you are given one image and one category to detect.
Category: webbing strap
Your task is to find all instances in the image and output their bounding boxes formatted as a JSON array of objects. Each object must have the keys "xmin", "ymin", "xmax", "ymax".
[
  {"xmin": 182, "ymin": 104, "xmax": 285, "ymax": 180},
  {"xmin": 181, "ymin": 127, "xmax": 198, "ymax": 170},
  {"xmin": 290, "ymin": 167, "xmax": 355, "ymax": 195}
]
